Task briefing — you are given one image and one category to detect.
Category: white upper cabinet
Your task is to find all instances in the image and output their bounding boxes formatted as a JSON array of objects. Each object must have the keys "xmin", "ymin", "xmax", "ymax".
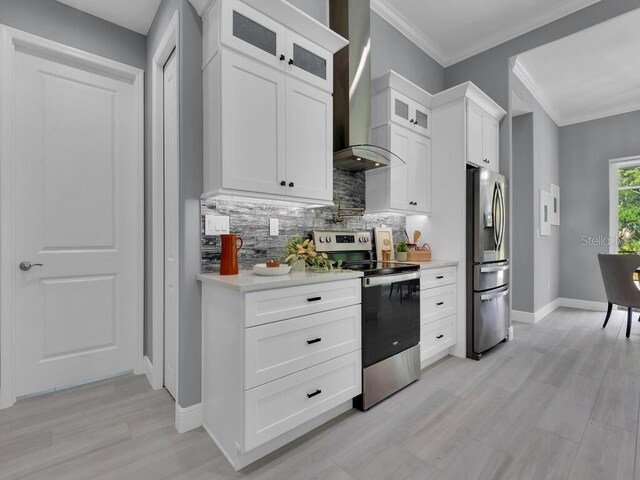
[
  {"xmin": 202, "ymin": 0, "xmax": 347, "ymax": 204},
  {"xmin": 466, "ymin": 100, "xmax": 500, "ymax": 172},
  {"xmin": 367, "ymin": 71, "xmax": 433, "ymax": 215},
  {"xmin": 367, "ymin": 123, "xmax": 432, "ymax": 215}
]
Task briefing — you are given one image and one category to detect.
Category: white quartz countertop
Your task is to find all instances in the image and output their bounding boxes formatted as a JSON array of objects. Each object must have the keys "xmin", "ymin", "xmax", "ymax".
[
  {"xmin": 197, "ymin": 269, "xmax": 364, "ymax": 292},
  {"xmin": 398, "ymin": 260, "xmax": 459, "ymax": 270}
]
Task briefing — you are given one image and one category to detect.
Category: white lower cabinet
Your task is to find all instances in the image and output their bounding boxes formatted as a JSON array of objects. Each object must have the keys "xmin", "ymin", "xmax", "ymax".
[
  {"xmin": 202, "ymin": 278, "xmax": 362, "ymax": 470},
  {"xmin": 244, "ymin": 351, "xmax": 361, "ymax": 451},
  {"xmin": 419, "ymin": 266, "xmax": 458, "ymax": 366}
]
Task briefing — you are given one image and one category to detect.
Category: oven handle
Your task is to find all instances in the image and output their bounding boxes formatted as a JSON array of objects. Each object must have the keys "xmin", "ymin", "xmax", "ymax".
[{"xmin": 364, "ymin": 271, "xmax": 421, "ymax": 287}]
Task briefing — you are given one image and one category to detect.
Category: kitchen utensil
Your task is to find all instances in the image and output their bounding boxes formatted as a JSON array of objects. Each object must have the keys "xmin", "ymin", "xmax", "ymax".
[
  {"xmin": 220, "ymin": 234, "xmax": 243, "ymax": 275},
  {"xmin": 253, "ymin": 263, "xmax": 291, "ymax": 276},
  {"xmin": 413, "ymin": 230, "xmax": 422, "ymax": 244}
]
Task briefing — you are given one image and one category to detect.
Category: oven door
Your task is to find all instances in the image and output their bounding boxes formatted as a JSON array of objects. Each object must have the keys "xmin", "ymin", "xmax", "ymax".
[{"xmin": 362, "ymin": 271, "xmax": 421, "ymax": 367}]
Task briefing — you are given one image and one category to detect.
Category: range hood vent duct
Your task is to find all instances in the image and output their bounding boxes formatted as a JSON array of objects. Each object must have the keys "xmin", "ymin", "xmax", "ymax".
[{"xmin": 329, "ymin": 0, "xmax": 402, "ymax": 172}]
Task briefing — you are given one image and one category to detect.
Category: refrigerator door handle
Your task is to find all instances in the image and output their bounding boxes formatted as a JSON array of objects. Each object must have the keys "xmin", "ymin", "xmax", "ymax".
[
  {"xmin": 497, "ymin": 183, "xmax": 506, "ymax": 251},
  {"xmin": 491, "ymin": 183, "xmax": 499, "ymax": 250},
  {"xmin": 480, "ymin": 287, "xmax": 509, "ymax": 301},
  {"xmin": 480, "ymin": 264, "xmax": 510, "ymax": 273}
]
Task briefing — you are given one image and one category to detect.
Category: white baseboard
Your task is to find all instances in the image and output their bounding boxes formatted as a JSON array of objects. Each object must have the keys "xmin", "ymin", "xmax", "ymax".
[
  {"xmin": 513, "ymin": 298, "xmax": 561, "ymax": 324},
  {"xmin": 508, "ymin": 326, "xmax": 514, "ymax": 340},
  {"xmin": 176, "ymin": 402, "xmax": 203, "ymax": 433},
  {"xmin": 559, "ymin": 297, "xmax": 608, "ymax": 311},
  {"xmin": 144, "ymin": 356, "xmax": 154, "ymax": 387}
]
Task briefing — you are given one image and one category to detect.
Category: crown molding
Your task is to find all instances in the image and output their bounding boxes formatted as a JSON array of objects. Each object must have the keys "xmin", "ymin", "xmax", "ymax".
[
  {"xmin": 511, "ymin": 58, "xmax": 562, "ymax": 126},
  {"xmin": 560, "ymin": 101, "xmax": 640, "ymax": 127},
  {"xmin": 370, "ymin": 0, "xmax": 447, "ymax": 67}
]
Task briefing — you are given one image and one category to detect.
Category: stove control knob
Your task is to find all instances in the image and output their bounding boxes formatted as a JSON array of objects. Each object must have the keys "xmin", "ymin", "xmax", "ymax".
[
  {"xmin": 327, "ymin": 237, "xmax": 332, "ymax": 243},
  {"xmin": 318, "ymin": 237, "xmax": 325, "ymax": 243}
]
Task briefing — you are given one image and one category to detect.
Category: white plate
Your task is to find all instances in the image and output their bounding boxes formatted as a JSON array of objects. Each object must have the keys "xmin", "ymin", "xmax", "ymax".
[{"xmin": 253, "ymin": 264, "xmax": 292, "ymax": 276}]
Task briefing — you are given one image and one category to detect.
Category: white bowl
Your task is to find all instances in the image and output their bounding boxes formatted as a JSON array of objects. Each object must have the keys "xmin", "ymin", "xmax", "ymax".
[{"xmin": 253, "ymin": 264, "xmax": 292, "ymax": 276}]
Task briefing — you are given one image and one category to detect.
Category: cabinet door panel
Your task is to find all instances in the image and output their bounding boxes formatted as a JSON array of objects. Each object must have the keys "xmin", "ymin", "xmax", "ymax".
[
  {"xmin": 413, "ymin": 103, "xmax": 431, "ymax": 137},
  {"xmin": 285, "ymin": 78, "xmax": 332, "ymax": 202},
  {"xmin": 389, "ymin": 90, "xmax": 413, "ymax": 128},
  {"xmin": 286, "ymin": 31, "xmax": 332, "ymax": 92},
  {"xmin": 467, "ymin": 101, "xmax": 484, "ymax": 167},
  {"xmin": 221, "ymin": 52, "xmax": 286, "ymax": 195},
  {"xmin": 221, "ymin": 0, "xmax": 285, "ymax": 69},
  {"xmin": 389, "ymin": 124, "xmax": 411, "ymax": 210},
  {"xmin": 483, "ymin": 114, "xmax": 499, "ymax": 172},
  {"xmin": 411, "ymin": 135, "xmax": 431, "ymax": 214}
]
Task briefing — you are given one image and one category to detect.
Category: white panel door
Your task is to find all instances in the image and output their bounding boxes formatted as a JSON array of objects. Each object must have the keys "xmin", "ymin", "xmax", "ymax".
[
  {"xmin": 483, "ymin": 114, "xmax": 499, "ymax": 172},
  {"xmin": 388, "ymin": 124, "xmax": 411, "ymax": 211},
  {"xmin": 13, "ymin": 46, "xmax": 137, "ymax": 396},
  {"xmin": 410, "ymin": 134, "xmax": 432, "ymax": 214},
  {"xmin": 467, "ymin": 100, "xmax": 484, "ymax": 167},
  {"xmin": 285, "ymin": 77, "xmax": 332, "ymax": 202},
  {"xmin": 221, "ymin": 51, "xmax": 286, "ymax": 196},
  {"xmin": 163, "ymin": 50, "xmax": 178, "ymax": 400}
]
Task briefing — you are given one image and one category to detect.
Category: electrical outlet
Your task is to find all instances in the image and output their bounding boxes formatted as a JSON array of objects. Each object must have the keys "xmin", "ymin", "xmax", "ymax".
[
  {"xmin": 270, "ymin": 218, "xmax": 279, "ymax": 236},
  {"xmin": 205, "ymin": 215, "xmax": 229, "ymax": 235}
]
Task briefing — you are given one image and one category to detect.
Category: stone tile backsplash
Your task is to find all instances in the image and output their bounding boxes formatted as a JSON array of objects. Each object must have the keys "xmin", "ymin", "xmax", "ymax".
[{"xmin": 201, "ymin": 168, "xmax": 407, "ymax": 272}]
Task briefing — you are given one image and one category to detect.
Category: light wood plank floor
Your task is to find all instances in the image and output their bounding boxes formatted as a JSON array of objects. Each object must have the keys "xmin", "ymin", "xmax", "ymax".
[{"xmin": 2, "ymin": 307, "xmax": 639, "ymax": 479}]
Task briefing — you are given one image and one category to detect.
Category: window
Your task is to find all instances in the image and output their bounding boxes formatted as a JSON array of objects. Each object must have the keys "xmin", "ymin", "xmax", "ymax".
[{"xmin": 610, "ymin": 158, "xmax": 640, "ymax": 252}]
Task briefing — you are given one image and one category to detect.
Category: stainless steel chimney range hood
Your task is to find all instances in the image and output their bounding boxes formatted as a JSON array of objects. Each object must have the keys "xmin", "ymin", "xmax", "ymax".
[{"xmin": 330, "ymin": 0, "xmax": 402, "ymax": 172}]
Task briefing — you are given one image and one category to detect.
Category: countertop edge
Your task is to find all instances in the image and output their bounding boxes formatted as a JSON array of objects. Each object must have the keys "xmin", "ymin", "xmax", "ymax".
[{"xmin": 197, "ymin": 270, "xmax": 365, "ymax": 292}]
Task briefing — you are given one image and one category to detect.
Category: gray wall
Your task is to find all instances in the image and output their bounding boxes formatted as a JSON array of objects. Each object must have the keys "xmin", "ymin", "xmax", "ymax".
[
  {"xmin": 512, "ymin": 114, "xmax": 534, "ymax": 312},
  {"xmin": 371, "ymin": 12, "xmax": 444, "ymax": 94},
  {"xmin": 0, "ymin": 0, "xmax": 146, "ymax": 69},
  {"xmin": 559, "ymin": 110, "xmax": 640, "ymax": 303},
  {"xmin": 146, "ymin": 0, "xmax": 203, "ymax": 408}
]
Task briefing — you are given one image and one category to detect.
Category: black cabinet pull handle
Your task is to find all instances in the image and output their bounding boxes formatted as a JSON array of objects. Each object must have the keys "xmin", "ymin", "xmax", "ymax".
[
  {"xmin": 280, "ymin": 54, "xmax": 285, "ymax": 61},
  {"xmin": 307, "ymin": 296, "xmax": 322, "ymax": 302},
  {"xmin": 435, "ymin": 275, "xmax": 444, "ymax": 279},
  {"xmin": 306, "ymin": 338, "xmax": 322, "ymax": 345},
  {"xmin": 436, "ymin": 334, "xmax": 444, "ymax": 339},
  {"xmin": 289, "ymin": 182, "xmax": 295, "ymax": 188},
  {"xmin": 436, "ymin": 302, "xmax": 444, "ymax": 306},
  {"xmin": 307, "ymin": 389, "xmax": 322, "ymax": 398},
  {"xmin": 288, "ymin": 59, "xmax": 294, "ymax": 65},
  {"xmin": 280, "ymin": 180, "xmax": 286, "ymax": 186}
]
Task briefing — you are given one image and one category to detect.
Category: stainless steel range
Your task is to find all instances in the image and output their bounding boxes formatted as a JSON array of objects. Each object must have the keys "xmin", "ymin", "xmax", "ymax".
[{"xmin": 313, "ymin": 230, "xmax": 421, "ymax": 410}]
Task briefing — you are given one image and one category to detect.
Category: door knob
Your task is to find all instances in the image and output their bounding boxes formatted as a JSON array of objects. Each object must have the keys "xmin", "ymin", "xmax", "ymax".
[{"xmin": 19, "ymin": 261, "xmax": 43, "ymax": 271}]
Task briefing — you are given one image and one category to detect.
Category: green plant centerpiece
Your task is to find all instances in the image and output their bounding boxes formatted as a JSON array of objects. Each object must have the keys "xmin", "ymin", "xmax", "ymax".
[
  {"xmin": 395, "ymin": 241, "xmax": 408, "ymax": 262},
  {"xmin": 284, "ymin": 237, "xmax": 343, "ymax": 272}
]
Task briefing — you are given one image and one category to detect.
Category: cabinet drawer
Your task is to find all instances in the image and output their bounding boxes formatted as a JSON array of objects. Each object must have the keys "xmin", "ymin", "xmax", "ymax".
[
  {"xmin": 244, "ymin": 305, "xmax": 361, "ymax": 389},
  {"xmin": 421, "ymin": 315, "xmax": 456, "ymax": 360},
  {"xmin": 421, "ymin": 266, "xmax": 456, "ymax": 289},
  {"xmin": 244, "ymin": 351, "xmax": 361, "ymax": 451},
  {"xmin": 420, "ymin": 284, "xmax": 456, "ymax": 325},
  {"xmin": 244, "ymin": 279, "xmax": 361, "ymax": 327}
]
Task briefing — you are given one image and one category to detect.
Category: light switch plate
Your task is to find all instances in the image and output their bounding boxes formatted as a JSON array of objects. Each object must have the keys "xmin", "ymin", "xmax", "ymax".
[
  {"xmin": 205, "ymin": 215, "xmax": 229, "ymax": 235},
  {"xmin": 270, "ymin": 218, "xmax": 279, "ymax": 236}
]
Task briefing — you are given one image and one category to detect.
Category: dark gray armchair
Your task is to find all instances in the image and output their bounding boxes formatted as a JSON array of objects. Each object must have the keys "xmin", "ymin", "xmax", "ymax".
[{"xmin": 597, "ymin": 253, "xmax": 640, "ymax": 338}]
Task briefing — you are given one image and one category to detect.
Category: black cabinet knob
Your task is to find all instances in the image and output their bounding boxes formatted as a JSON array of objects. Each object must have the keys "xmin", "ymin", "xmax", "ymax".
[
  {"xmin": 280, "ymin": 180, "xmax": 286, "ymax": 186},
  {"xmin": 410, "ymin": 119, "xmax": 414, "ymax": 124},
  {"xmin": 288, "ymin": 59, "xmax": 294, "ymax": 65},
  {"xmin": 436, "ymin": 334, "xmax": 444, "ymax": 339},
  {"xmin": 306, "ymin": 338, "xmax": 322, "ymax": 345},
  {"xmin": 280, "ymin": 54, "xmax": 285, "ymax": 61},
  {"xmin": 289, "ymin": 182, "xmax": 295, "ymax": 187}
]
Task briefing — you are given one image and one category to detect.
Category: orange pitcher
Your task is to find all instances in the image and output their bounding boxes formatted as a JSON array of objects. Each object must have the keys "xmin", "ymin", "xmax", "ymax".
[{"xmin": 220, "ymin": 234, "xmax": 243, "ymax": 275}]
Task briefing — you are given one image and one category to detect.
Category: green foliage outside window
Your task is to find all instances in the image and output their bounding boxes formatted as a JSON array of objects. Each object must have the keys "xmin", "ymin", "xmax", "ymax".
[{"xmin": 618, "ymin": 166, "xmax": 640, "ymax": 252}]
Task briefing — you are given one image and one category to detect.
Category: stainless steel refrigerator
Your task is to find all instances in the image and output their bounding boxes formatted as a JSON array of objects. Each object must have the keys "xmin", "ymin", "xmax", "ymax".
[{"xmin": 466, "ymin": 166, "xmax": 510, "ymax": 360}]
